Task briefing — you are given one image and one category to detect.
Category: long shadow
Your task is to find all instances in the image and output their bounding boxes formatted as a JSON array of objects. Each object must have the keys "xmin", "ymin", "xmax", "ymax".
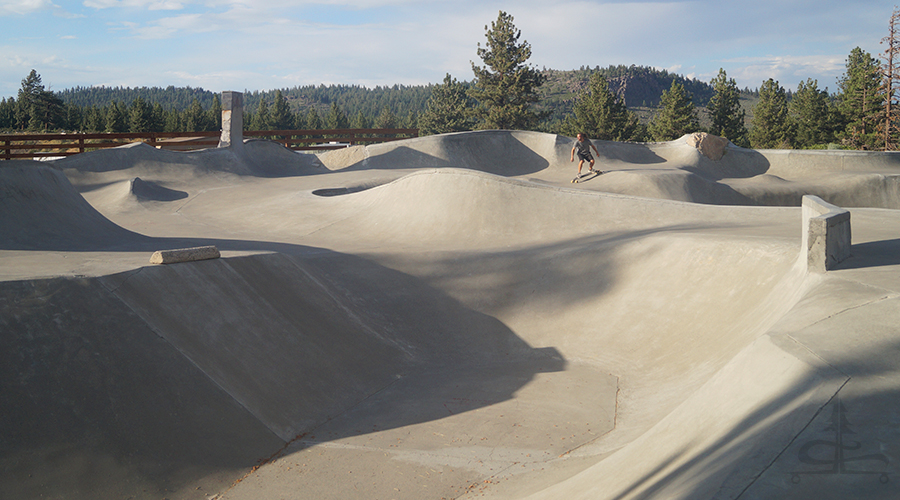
[
  {"xmin": 343, "ymin": 131, "xmax": 553, "ymax": 176},
  {"xmin": 0, "ymin": 242, "xmax": 567, "ymax": 500},
  {"xmin": 602, "ymin": 314, "xmax": 900, "ymax": 500},
  {"xmin": 834, "ymin": 239, "xmax": 900, "ymax": 270}
]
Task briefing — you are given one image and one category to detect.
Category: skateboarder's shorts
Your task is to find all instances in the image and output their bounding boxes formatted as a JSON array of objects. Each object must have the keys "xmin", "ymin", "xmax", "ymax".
[{"xmin": 577, "ymin": 151, "xmax": 593, "ymax": 162}]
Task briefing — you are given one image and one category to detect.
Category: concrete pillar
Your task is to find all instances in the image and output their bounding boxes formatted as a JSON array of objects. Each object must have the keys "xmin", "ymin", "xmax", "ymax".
[
  {"xmin": 218, "ymin": 91, "xmax": 244, "ymax": 149},
  {"xmin": 801, "ymin": 195, "xmax": 851, "ymax": 273}
]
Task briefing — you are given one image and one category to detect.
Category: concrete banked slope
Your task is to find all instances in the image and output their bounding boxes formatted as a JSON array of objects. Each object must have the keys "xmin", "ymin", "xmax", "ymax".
[{"xmin": 1, "ymin": 131, "xmax": 900, "ymax": 500}]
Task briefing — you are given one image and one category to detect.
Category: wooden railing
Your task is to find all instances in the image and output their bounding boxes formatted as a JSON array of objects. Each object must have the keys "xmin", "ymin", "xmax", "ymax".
[{"xmin": 0, "ymin": 128, "xmax": 418, "ymax": 160}]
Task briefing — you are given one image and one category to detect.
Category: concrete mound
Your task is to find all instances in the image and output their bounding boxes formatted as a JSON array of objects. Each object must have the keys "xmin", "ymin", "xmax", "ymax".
[
  {"xmin": 130, "ymin": 177, "xmax": 188, "ymax": 201},
  {"xmin": 0, "ymin": 162, "xmax": 145, "ymax": 251},
  {"xmin": 55, "ymin": 140, "xmax": 325, "ymax": 179},
  {"xmin": 320, "ymin": 130, "xmax": 570, "ymax": 176}
]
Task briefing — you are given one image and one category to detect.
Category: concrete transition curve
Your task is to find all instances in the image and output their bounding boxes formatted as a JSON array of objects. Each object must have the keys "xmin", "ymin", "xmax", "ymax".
[{"xmin": 2, "ymin": 131, "xmax": 900, "ymax": 500}]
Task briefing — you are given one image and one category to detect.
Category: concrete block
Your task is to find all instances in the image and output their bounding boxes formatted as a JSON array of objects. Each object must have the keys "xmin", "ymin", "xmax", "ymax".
[
  {"xmin": 149, "ymin": 246, "xmax": 220, "ymax": 265},
  {"xmin": 801, "ymin": 195, "xmax": 851, "ymax": 273}
]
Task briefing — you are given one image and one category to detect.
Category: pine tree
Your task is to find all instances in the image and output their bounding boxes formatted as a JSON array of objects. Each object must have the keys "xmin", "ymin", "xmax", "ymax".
[
  {"xmin": 183, "ymin": 98, "xmax": 209, "ymax": 132},
  {"xmin": 83, "ymin": 105, "xmax": 104, "ymax": 132},
  {"xmin": 207, "ymin": 94, "xmax": 222, "ymax": 132},
  {"xmin": 16, "ymin": 69, "xmax": 43, "ymax": 130},
  {"xmin": 269, "ymin": 90, "xmax": 293, "ymax": 130},
  {"xmin": 351, "ymin": 110, "xmax": 370, "ymax": 129},
  {"xmin": 325, "ymin": 102, "xmax": 350, "ymax": 129},
  {"xmin": 252, "ymin": 98, "xmax": 270, "ymax": 130},
  {"xmin": 0, "ymin": 97, "xmax": 15, "ymax": 130},
  {"xmin": 129, "ymin": 97, "xmax": 153, "ymax": 132},
  {"xmin": 789, "ymin": 79, "xmax": 833, "ymax": 148},
  {"xmin": 707, "ymin": 69, "xmax": 747, "ymax": 146},
  {"xmin": 469, "ymin": 11, "xmax": 545, "ymax": 130},
  {"xmin": 373, "ymin": 106, "xmax": 398, "ymax": 129},
  {"xmin": 306, "ymin": 108, "xmax": 322, "ymax": 130},
  {"xmin": 749, "ymin": 79, "xmax": 793, "ymax": 149},
  {"xmin": 15, "ymin": 69, "xmax": 65, "ymax": 131},
  {"xmin": 150, "ymin": 103, "xmax": 167, "ymax": 132},
  {"xmin": 836, "ymin": 47, "xmax": 883, "ymax": 149},
  {"xmin": 562, "ymin": 73, "xmax": 643, "ymax": 141},
  {"xmin": 648, "ymin": 79, "xmax": 700, "ymax": 141},
  {"xmin": 105, "ymin": 101, "xmax": 127, "ymax": 132},
  {"xmin": 419, "ymin": 74, "xmax": 475, "ymax": 135}
]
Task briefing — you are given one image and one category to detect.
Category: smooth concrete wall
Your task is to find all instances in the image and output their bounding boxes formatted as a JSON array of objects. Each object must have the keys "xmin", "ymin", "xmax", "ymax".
[{"xmin": 802, "ymin": 195, "xmax": 851, "ymax": 272}]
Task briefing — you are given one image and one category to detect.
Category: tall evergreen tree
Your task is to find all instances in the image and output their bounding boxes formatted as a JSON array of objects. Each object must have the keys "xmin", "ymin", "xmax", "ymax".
[
  {"xmin": 373, "ymin": 106, "xmax": 397, "ymax": 129},
  {"xmin": 750, "ymin": 79, "xmax": 793, "ymax": 149},
  {"xmin": 28, "ymin": 89, "xmax": 65, "ymax": 131},
  {"xmin": 351, "ymin": 110, "xmax": 370, "ymax": 129},
  {"xmin": 15, "ymin": 69, "xmax": 65, "ymax": 131},
  {"xmin": 789, "ymin": 78, "xmax": 833, "ymax": 148},
  {"xmin": 83, "ymin": 105, "xmax": 104, "ymax": 132},
  {"xmin": 150, "ymin": 102, "xmax": 167, "ymax": 132},
  {"xmin": 269, "ymin": 90, "xmax": 293, "ymax": 130},
  {"xmin": 129, "ymin": 97, "xmax": 153, "ymax": 132},
  {"xmin": 419, "ymin": 73, "xmax": 475, "ymax": 135},
  {"xmin": 836, "ymin": 47, "xmax": 883, "ymax": 149},
  {"xmin": 105, "ymin": 101, "xmax": 127, "ymax": 132},
  {"xmin": 469, "ymin": 11, "xmax": 545, "ymax": 130},
  {"xmin": 0, "ymin": 97, "xmax": 14, "ymax": 130},
  {"xmin": 183, "ymin": 98, "xmax": 209, "ymax": 131},
  {"xmin": 207, "ymin": 94, "xmax": 222, "ymax": 132},
  {"xmin": 16, "ymin": 69, "xmax": 43, "ymax": 130},
  {"xmin": 707, "ymin": 68, "xmax": 747, "ymax": 146},
  {"xmin": 252, "ymin": 98, "xmax": 270, "ymax": 130},
  {"xmin": 305, "ymin": 108, "xmax": 322, "ymax": 130},
  {"xmin": 325, "ymin": 102, "xmax": 350, "ymax": 129},
  {"xmin": 562, "ymin": 73, "xmax": 643, "ymax": 141},
  {"xmin": 648, "ymin": 79, "xmax": 700, "ymax": 141}
]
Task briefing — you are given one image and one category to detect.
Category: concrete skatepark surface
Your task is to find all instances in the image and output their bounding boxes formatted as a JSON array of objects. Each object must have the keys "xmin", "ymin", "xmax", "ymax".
[{"xmin": 2, "ymin": 131, "xmax": 900, "ymax": 499}]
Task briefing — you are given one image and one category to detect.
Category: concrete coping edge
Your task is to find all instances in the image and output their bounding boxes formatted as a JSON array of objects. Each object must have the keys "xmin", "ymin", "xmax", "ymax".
[
  {"xmin": 149, "ymin": 245, "xmax": 221, "ymax": 265},
  {"xmin": 801, "ymin": 195, "xmax": 851, "ymax": 273}
]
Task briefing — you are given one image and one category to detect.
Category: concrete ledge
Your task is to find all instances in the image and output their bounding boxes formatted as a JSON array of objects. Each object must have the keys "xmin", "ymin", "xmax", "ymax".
[
  {"xmin": 150, "ymin": 246, "xmax": 221, "ymax": 265},
  {"xmin": 801, "ymin": 195, "xmax": 851, "ymax": 273}
]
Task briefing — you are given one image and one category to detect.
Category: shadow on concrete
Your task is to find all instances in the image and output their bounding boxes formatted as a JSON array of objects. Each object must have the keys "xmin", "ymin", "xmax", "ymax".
[
  {"xmin": 594, "ymin": 141, "xmax": 667, "ymax": 165},
  {"xmin": 599, "ymin": 330, "xmax": 900, "ymax": 500},
  {"xmin": 0, "ymin": 242, "xmax": 567, "ymax": 500},
  {"xmin": 343, "ymin": 131, "xmax": 553, "ymax": 176},
  {"xmin": 835, "ymin": 239, "xmax": 900, "ymax": 270}
]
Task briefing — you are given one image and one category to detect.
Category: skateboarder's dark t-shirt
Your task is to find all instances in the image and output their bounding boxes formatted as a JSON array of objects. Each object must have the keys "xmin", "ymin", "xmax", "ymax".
[{"xmin": 574, "ymin": 138, "xmax": 594, "ymax": 159}]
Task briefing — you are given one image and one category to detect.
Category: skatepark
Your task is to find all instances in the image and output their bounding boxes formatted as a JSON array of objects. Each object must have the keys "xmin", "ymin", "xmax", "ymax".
[{"xmin": 2, "ymin": 124, "xmax": 900, "ymax": 499}]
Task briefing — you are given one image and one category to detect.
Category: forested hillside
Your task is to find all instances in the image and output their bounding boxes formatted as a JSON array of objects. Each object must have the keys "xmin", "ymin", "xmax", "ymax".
[
  {"xmin": 51, "ymin": 65, "xmax": 727, "ymax": 121},
  {"xmin": 3, "ymin": 64, "xmax": 760, "ymax": 136},
  {"xmin": 46, "ymin": 65, "xmax": 732, "ymax": 128}
]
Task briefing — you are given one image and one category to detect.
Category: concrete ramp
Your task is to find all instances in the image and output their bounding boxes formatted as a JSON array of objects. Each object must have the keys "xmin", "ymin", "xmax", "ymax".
[{"xmin": 0, "ymin": 163, "xmax": 146, "ymax": 250}]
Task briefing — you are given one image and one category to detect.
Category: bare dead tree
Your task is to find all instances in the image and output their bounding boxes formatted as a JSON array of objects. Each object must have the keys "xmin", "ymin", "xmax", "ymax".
[{"xmin": 880, "ymin": 6, "xmax": 900, "ymax": 150}]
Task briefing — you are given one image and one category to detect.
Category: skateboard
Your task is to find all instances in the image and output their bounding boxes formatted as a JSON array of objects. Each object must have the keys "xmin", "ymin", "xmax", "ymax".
[{"xmin": 571, "ymin": 170, "xmax": 602, "ymax": 183}]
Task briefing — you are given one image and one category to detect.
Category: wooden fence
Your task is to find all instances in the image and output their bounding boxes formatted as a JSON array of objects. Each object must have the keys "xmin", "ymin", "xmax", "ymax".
[{"xmin": 0, "ymin": 128, "xmax": 418, "ymax": 160}]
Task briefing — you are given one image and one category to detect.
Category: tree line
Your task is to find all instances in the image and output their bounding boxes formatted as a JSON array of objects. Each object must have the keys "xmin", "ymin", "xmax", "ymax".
[{"xmin": 3, "ymin": 9, "xmax": 898, "ymax": 151}]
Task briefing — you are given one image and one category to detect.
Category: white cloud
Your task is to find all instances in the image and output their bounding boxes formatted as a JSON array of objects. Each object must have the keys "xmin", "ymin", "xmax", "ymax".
[
  {"xmin": 83, "ymin": 0, "xmax": 184, "ymax": 10},
  {"xmin": 0, "ymin": 0, "xmax": 55, "ymax": 15}
]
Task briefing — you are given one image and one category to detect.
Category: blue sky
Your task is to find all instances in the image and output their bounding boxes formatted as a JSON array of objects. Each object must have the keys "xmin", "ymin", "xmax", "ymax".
[{"xmin": 0, "ymin": 0, "xmax": 891, "ymax": 99}]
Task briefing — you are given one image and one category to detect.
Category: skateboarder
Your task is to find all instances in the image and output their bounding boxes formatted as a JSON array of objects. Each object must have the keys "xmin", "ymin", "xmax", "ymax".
[{"xmin": 571, "ymin": 133, "xmax": 601, "ymax": 179}]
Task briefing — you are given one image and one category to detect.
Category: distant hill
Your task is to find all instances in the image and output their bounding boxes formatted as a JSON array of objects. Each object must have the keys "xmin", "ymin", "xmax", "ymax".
[
  {"xmin": 54, "ymin": 65, "xmax": 756, "ymax": 127},
  {"xmin": 58, "ymin": 85, "xmax": 218, "ymax": 111}
]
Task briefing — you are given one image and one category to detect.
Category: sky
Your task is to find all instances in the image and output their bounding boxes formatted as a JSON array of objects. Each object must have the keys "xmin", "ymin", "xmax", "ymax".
[{"xmin": 0, "ymin": 0, "xmax": 893, "ymax": 99}]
